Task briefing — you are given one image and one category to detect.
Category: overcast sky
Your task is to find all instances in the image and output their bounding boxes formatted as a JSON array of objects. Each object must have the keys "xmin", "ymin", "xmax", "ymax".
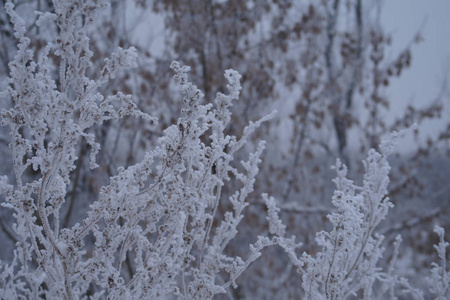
[{"xmin": 381, "ymin": 0, "xmax": 450, "ymax": 128}]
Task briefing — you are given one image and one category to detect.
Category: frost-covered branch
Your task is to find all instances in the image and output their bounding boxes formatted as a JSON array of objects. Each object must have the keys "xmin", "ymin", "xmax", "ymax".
[
  {"xmin": 0, "ymin": 1, "xmax": 274, "ymax": 298},
  {"xmin": 269, "ymin": 128, "xmax": 429, "ymax": 300},
  {"xmin": 429, "ymin": 226, "xmax": 450, "ymax": 300}
]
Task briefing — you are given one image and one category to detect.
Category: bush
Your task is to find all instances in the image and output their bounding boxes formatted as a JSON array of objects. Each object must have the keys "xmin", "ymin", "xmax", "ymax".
[{"xmin": 0, "ymin": 1, "xmax": 448, "ymax": 299}]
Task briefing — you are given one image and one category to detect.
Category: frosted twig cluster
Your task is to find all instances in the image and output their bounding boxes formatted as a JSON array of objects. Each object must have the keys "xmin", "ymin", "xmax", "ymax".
[
  {"xmin": 0, "ymin": 1, "xmax": 274, "ymax": 299},
  {"xmin": 267, "ymin": 129, "xmax": 448, "ymax": 300}
]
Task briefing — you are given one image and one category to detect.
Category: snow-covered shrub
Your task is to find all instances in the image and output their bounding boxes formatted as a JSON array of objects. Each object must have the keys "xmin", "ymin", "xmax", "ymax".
[
  {"xmin": 0, "ymin": 1, "xmax": 275, "ymax": 298},
  {"xmin": 269, "ymin": 128, "xmax": 449, "ymax": 300},
  {"xmin": 1, "ymin": 1, "xmax": 449, "ymax": 300}
]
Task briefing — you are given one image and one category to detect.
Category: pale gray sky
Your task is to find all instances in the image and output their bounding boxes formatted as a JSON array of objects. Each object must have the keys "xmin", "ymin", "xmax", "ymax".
[{"xmin": 381, "ymin": 0, "xmax": 450, "ymax": 136}]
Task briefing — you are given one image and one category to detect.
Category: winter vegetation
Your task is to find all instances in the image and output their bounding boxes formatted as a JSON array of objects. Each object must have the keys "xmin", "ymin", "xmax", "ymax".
[{"xmin": 0, "ymin": 0, "xmax": 449, "ymax": 299}]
